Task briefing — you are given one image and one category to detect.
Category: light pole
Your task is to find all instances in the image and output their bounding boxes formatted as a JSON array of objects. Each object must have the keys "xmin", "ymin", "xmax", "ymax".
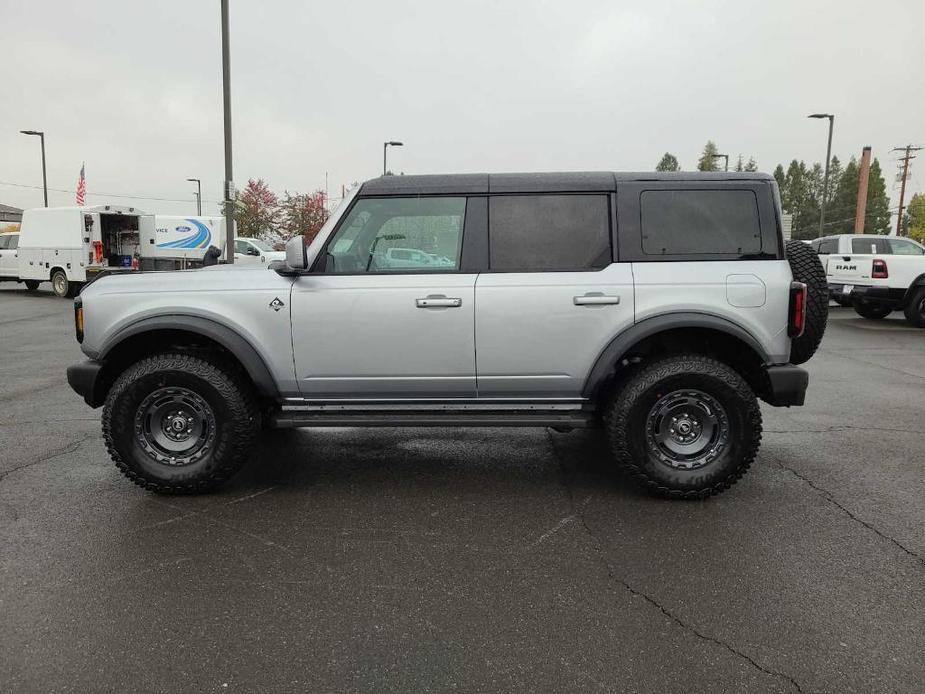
[
  {"xmin": 186, "ymin": 178, "xmax": 202, "ymax": 215},
  {"xmin": 808, "ymin": 113, "xmax": 835, "ymax": 238},
  {"xmin": 221, "ymin": 0, "xmax": 235, "ymax": 262},
  {"xmin": 711, "ymin": 153, "xmax": 729, "ymax": 172},
  {"xmin": 20, "ymin": 130, "xmax": 47, "ymax": 207},
  {"xmin": 383, "ymin": 141, "xmax": 403, "ymax": 175}
]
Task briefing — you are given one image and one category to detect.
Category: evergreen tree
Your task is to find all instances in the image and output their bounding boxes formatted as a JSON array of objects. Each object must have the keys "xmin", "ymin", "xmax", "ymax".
[
  {"xmin": 697, "ymin": 141, "xmax": 720, "ymax": 171},
  {"xmin": 655, "ymin": 153, "xmax": 680, "ymax": 172},
  {"xmin": 734, "ymin": 155, "xmax": 744, "ymax": 172},
  {"xmin": 744, "ymin": 157, "xmax": 758, "ymax": 172},
  {"xmin": 827, "ymin": 157, "xmax": 859, "ymax": 235},
  {"xmin": 865, "ymin": 158, "xmax": 890, "ymax": 234},
  {"xmin": 773, "ymin": 164, "xmax": 785, "ymax": 191},
  {"xmin": 906, "ymin": 193, "xmax": 925, "ymax": 242},
  {"xmin": 824, "ymin": 155, "xmax": 842, "ymax": 208}
]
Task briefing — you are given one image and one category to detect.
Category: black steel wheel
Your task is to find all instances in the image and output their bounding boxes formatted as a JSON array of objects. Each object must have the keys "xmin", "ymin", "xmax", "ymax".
[
  {"xmin": 606, "ymin": 354, "xmax": 761, "ymax": 499},
  {"xmin": 103, "ymin": 353, "xmax": 259, "ymax": 493}
]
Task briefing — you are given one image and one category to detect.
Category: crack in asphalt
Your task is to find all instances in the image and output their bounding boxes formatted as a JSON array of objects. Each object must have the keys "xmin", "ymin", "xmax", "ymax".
[
  {"xmin": 0, "ymin": 311, "xmax": 64, "ymax": 327},
  {"xmin": 767, "ymin": 454, "xmax": 923, "ymax": 567},
  {"xmin": 0, "ymin": 433, "xmax": 95, "ymax": 484},
  {"xmin": 0, "ymin": 377, "xmax": 63, "ymax": 403},
  {"xmin": 545, "ymin": 429, "xmax": 806, "ymax": 694},
  {"xmin": 819, "ymin": 348, "xmax": 925, "ymax": 382},
  {"xmin": 764, "ymin": 425, "xmax": 925, "ymax": 436}
]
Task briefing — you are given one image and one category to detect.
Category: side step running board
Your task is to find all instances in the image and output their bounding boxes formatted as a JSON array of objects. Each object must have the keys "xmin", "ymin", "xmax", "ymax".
[{"xmin": 270, "ymin": 409, "xmax": 600, "ymax": 429}]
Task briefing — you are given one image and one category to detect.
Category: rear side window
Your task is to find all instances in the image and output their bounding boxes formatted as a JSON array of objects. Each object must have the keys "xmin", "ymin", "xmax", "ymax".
[
  {"xmin": 640, "ymin": 190, "xmax": 761, "ymax": 256},
  {"xmin": 888, "ymin": 239, "xmax": 924, "ymax": 255},
  {"xmin": 818, "ymin": 238, "xmax": 838, "ymax": 254},
  {"xmin": 851, "ymin": 238, "xmax": 890, "ymax": 254},
  {"xmin": 489, "ymin": 194, "xmax": 610, "ymax": 271}
]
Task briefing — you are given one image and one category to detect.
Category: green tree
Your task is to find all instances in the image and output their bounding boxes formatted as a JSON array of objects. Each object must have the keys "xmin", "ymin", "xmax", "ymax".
[
  {"xmin": 864, "ymin": 158, "xmax": 890, "ymax": 234},
  {"xmin": 697, "ymin": 141, "xmax": 720, "ymax": 171},
  {"xmin": 734, "ymin": 155, "xmax": 744, "ymax": 172},
  {"xmin": 655, "ymin": 152, "xmax": 680, "ymax": 172},
  {"xmin": 744, "ymin": 156, "xmax": 758, "ymax": 172},
  {"xmin": 906, "ymin": 193, "xmax": 925, "ymax": 242},
  {"xmin": 773, "ymin": 164, "xmax": 785, "ymax": 191},
  {"xmin": 827, "ymin": 157, "xmax": 859, "ymax": 235}
]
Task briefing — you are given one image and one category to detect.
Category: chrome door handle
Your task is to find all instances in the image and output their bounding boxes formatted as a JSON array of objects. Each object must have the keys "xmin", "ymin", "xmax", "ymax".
[
  {"xmin": 574, "ymin": 293, "xmax": 620, "ymax": 306},
  {"xmin": 416, "ymin": 297, "xmax": 462, "ymax": 308}
]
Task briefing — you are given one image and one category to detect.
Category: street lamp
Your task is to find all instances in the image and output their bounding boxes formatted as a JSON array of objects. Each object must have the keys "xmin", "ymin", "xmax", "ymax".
[
  {"xmin": 20, "ymin": 130, "xmax": 48, "ymax": 207},
  {"xmin": 383, "ymin": 141, "xmax": 403, "ymax": 175},
  {"xmin": 711, "ymin": 153, "xmax": 729, "ymax": 172},
  {"xmin": 186, "ymin": 178, "xmax": 202, "ymax": 215},
  {"xmin": 808, "ymin": 113, "xmax": 835, "ymax": 238}
]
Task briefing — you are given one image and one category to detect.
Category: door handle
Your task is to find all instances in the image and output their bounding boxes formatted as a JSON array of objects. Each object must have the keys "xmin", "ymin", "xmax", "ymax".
[
  {"xmin": 416, "ymin": 297, "xmax": 462, "ymax": 308},
  {"xmin": 574, "ymin": 293, "xmax": 620, "ymax": 306}
]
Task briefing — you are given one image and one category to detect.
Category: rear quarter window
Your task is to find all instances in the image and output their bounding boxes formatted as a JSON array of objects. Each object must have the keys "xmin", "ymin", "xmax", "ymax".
[{"xmin": 640, "ymin": 190, "xmax": 761, "ymax": 256}]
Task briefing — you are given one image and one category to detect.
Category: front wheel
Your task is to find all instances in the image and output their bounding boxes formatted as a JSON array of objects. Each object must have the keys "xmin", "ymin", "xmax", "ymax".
[
  {"xmin": 903, "ymin": 286, "xmax": 925, "ymax": 328},
  {"xmin": 605, "ymin": 355, "xmax": 761, "ymax": 499},
  {"xmin": 103, "ymin": 353, "xmax": 260, "ymax": 493},
  {"xmin": 853, "ymin": 300, "xmax": 892, "ymax": 320}
]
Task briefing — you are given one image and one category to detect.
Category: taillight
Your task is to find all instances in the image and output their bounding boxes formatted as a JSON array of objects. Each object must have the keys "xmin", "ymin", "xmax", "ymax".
[
  {"xmin": 74, "ymin": 297, "xmax": 84, "ymax": 343},
  {"xmin": 788, "ymin": 282, "xmax": 807, "ymax": 337},
  {"xmin": 872, "ymin": 258, "xmax": 888, "ymax": 279}
]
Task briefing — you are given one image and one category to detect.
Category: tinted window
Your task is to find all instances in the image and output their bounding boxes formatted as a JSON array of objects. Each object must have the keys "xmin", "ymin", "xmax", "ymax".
[
  {"xmin": 489, "ymin": 194, "xmax": 610, "ymax": 271},
  {"xmin": 851, "ymin": 237, "xmax": 890, "ymax": 254},
  {"xmin": 888, "ymin": 239, "xmax": 924, "ymax": 255},
  {"xmin": 641, "ymin": 190, "xmax": 761, "ymax": 255},
  {"xmin": 818, "ymin": 238, "xmax": 838, "ymax": 254},
  {"xmin": 324, "ymin": 197, "xmax": 465, "ymax": 273}
]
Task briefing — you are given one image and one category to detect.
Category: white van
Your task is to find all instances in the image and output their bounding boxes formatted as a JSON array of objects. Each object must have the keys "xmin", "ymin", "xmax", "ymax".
[{"xmin": 17, "ymin": 206, "xmax": 152, "ymax": 297}]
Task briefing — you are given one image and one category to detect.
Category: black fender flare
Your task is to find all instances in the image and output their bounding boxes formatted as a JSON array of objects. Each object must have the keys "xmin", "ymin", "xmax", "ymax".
[
  {"xmin": 581, "ymin": 312, "xmax": 770, "ymax": 398},
  {"xmin": 99, "ymin": 315, "xmax": 280, "ymax": 399},
  {"xmin": 904, "ymin": 273, "xmax": 925, "ymax": 300}
]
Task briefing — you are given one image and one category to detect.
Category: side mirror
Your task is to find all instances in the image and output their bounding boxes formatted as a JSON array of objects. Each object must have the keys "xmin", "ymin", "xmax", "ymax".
[{"xmin": 285, "ymin": 235, "xmax": 307, "ymax": 270}]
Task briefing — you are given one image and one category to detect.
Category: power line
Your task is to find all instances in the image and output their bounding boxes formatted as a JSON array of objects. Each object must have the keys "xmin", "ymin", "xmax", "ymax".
[{"xmin": 0, "ymin": 179, "xmax": 222, "ymax": 205}]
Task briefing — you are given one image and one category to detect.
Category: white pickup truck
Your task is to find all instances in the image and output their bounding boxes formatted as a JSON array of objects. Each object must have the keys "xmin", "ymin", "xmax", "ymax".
[{"xmin": 810, "ymin": 234, "xmax": 925, "ymax": 327}]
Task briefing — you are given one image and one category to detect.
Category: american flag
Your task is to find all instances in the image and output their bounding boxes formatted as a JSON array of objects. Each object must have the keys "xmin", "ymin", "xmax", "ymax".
[{"xmin": 76, "ymin": 163, "xmax": 86, "ymax": 205}]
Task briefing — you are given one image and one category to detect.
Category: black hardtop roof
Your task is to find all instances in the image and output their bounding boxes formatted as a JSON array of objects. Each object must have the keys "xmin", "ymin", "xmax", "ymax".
[{"xmin": 359, "ymin": 171, "xmax": 774, "ymax": 196}]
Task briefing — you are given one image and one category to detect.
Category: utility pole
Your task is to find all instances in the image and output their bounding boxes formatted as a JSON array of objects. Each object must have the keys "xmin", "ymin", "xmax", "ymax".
[
  {"xmin": 221, "ymin": 0, "xmax": 235, "ymax": 262},
  {"xmin": 892, "ymin": 145, "xmax": 922, "ymax": 236},
  {"xmin": 854, "ymin": 147, "xmax": 872, "ymax": 233}
]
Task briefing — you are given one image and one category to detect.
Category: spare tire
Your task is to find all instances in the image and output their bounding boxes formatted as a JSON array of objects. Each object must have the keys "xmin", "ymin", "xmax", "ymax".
[{"xmin": 785, "ymin": 240, "xmax": 828, "ymax": 365}]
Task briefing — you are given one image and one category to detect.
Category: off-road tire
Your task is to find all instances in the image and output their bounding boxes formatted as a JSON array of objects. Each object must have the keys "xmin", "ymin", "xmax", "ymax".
[
  {"xmin": 24, "ymin": 280, "xmax": 40, "ymax": 291},
  {"xmin": 51, "ymin": 269, "xmax": 70, "ymax": 298},
  {"xmin": 102, "ymin": 353, "xmax": 260, "ymax": 494},
  {"xmin": 852, "ymin": 300, "xmax": 892, "ymax": 320},
  {"xmin": 785, "ymin": 240, "xmax": 828, "ymax": 364},
  {"xmin": 903, "ymin": 286, "xmax": 925, "ymax": 328},
  {"xmin": 605, "ymin": 355, "xmax": 762, "ymax": 500}
]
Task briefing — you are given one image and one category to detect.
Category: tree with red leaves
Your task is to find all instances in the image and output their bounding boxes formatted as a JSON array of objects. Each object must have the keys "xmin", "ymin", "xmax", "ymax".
[
  {"xmin": 232, "ymin": 178, "xmax": 279, "ymax": 238},
  {"xmin": 279, "ymin": 190, "xmax": 330, "ymax": 244}
]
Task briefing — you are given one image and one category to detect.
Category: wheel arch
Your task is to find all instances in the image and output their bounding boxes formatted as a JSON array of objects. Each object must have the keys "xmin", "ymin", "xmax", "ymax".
[
  {"xmin": 96, "ymin": 316, "xmax": 280, "ymax": 404},
  {"xmin": 582, "ymin": 313, "xmax": 770, "ymax": 400},
  {"xmin": 903, "ymin": 273, "xmax": 925, "ymax": 300}
]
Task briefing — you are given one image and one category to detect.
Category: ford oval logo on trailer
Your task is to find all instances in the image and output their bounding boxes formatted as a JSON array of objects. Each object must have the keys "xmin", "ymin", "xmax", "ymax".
[
  {"xmin": 156, "ymin": 219, "xmax": 213, "ymax": 249},
  {"xmin": 175, "ymin": 225, "xmax": 191, "ymax": 233}
]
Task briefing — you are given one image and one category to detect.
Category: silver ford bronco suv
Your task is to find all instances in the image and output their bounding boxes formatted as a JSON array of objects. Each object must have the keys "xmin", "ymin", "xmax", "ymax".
[{"xmin": 67, "ymin": 172, "xmax": 828, "ymax": 499}]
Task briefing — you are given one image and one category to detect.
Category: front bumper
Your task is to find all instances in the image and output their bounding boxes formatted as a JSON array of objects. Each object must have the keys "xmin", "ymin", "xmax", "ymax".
[
  {"xmin": 66, "ymin": 359, "xmax": 105, "ymax": 408},
  {"xmin": 762, "ymin": 364, "xmax": 808, "ymax": 407}
]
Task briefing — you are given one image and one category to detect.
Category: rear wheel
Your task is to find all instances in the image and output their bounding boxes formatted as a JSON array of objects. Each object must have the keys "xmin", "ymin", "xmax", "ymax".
[
  {"xmin": 24, "ymin": 280, "xmax": 40, "ymax": 291},
  {"xmin": 903, "ymin": 286, "xmax": 925, "ymax": 328},
  {"xmin": 51, "ymin": 269, "xmax": 69, "ymax": 298},
  {"xmin": 102, "ymin": 353, "xmax": 260, "ymax": 493},
  {"xmin": 605, "ymin": 355, "xmax": 761, "ymax": 499},
  {"xmin": 853, "ymin": 300, "xmax": 892, "ymax": 320},
  {"xmin": 785, "ymin": 240, "xmax": 828, "ymax": 364}
]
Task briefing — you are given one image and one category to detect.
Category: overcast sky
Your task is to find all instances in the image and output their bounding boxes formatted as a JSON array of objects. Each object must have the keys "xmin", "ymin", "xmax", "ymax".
[{"xmin": 1, "ymin": 0, "xmax": 923, "ymax": 220}]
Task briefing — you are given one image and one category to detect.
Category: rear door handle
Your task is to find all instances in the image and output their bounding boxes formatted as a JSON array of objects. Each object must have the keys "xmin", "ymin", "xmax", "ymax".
[
  {"xmin": 574, "ymin": 293, "xmax": 620, "ymax": 306},
  {"xmin": 416, "ymin": 297, "xmax": 462, "ymax": 308}
]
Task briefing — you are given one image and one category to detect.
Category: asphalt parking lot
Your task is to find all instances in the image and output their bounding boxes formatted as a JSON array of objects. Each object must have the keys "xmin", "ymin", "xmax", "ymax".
[{"xmin": 1, "ymin": 284, "xmax": 923, "ymax": 693}]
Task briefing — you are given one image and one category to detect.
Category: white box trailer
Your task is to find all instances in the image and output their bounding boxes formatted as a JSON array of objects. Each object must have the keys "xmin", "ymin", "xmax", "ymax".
[{"xmin": 139, "ymin": 215, "xmax": 226, "ymax": 270}]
